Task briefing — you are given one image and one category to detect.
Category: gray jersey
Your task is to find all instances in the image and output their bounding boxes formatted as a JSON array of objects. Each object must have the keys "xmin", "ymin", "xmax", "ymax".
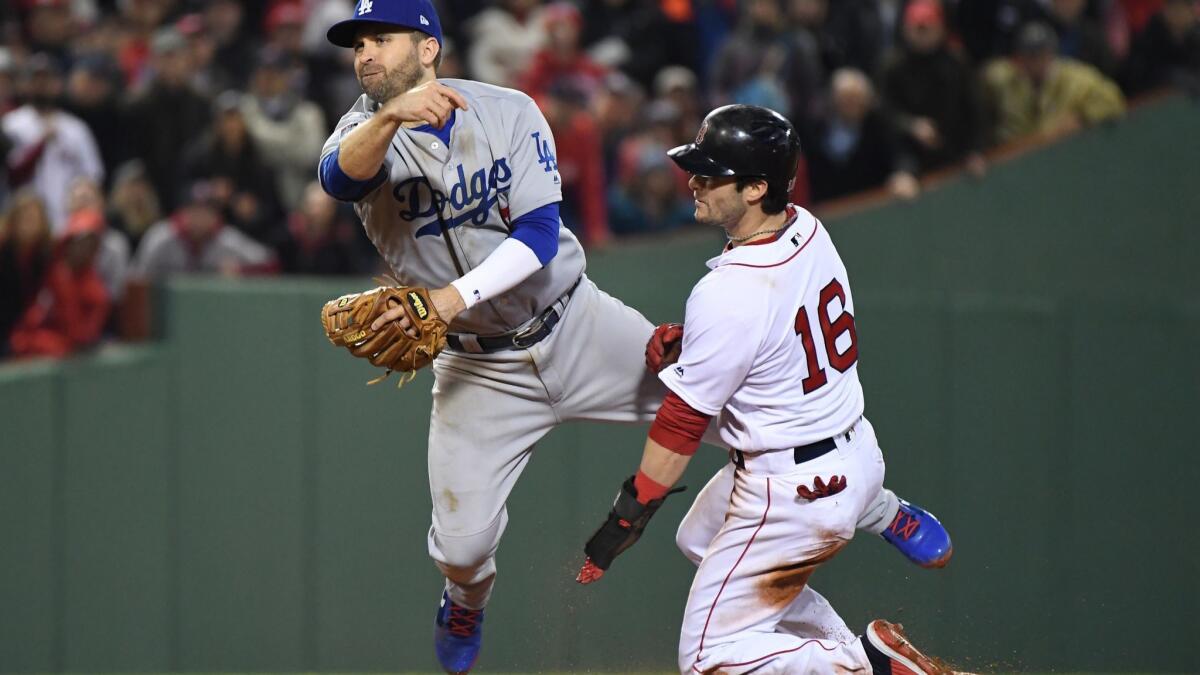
[{"xmin": 321, "ymin": 79, "xmax": 586, "ymax": 335}]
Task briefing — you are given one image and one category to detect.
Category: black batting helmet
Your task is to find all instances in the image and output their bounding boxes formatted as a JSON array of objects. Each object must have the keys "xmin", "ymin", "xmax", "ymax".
[{"xmin": 667, "ymin": 104, "xmax": 801, "ymax": 195}]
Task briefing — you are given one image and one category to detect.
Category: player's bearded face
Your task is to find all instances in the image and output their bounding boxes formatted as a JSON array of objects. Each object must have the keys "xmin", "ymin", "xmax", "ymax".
[
  {"xmin": 356, "ymin": 35, "xmax": 424, "ymax": 103},
  {"xmin": 689, "ymin": 176, "xmax": 746, "ymax": 227}
]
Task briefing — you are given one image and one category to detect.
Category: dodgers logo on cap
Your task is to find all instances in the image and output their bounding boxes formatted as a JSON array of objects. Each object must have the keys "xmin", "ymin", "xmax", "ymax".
[{"xmin": 327, "ymin": 0, "xmax": 444, "ymax": 48}]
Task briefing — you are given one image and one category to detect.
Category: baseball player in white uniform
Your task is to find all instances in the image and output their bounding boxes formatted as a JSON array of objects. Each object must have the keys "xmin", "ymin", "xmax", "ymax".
[
  {"xmin": 319, "ymin": 3, "xmax": 952, "ymax": 672},
  {"xmin": 576, "ymin": 105, "xmax": 956, "ymax": 674}
]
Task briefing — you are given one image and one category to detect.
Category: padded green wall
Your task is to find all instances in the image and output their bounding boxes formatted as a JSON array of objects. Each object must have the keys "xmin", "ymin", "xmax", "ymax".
[{"xmin": 1, "ymin": 96, "xmax": 1197, "ymax": 673}]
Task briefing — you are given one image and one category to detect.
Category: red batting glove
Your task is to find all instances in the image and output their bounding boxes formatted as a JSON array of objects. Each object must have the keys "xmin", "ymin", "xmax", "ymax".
[
  {"xmin": 576, "ymin": 557, "xmax": 606, "ymax": 584},
  {"xmin": 645, "ymin": 322, "xmax": 684, "ymax": 374},
  {"xmin": 797, "ymin": 475, "xmax": 847, "ymax": 500}
]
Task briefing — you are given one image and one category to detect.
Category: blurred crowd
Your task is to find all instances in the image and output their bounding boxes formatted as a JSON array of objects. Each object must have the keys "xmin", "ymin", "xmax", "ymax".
[{"xmin": 0, "ymin": 0, "xmax": 1197, "ymax": 359}]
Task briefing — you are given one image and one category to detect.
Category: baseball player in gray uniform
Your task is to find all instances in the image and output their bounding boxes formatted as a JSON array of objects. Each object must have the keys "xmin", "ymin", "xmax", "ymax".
[{"xmin": 319, "ymin": 2, "xmax": 951, "ymax": 672}]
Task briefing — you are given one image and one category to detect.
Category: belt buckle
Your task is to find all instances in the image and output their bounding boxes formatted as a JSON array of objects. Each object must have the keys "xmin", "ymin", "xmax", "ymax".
[{"xmin": 510, "ymin": 318, "xmax": 545, "ymax": 348}]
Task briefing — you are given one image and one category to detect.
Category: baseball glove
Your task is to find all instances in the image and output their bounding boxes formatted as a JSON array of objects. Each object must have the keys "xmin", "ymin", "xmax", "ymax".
[{"xmin": 320, "ymin": 280, "xmax": 449, "ymax": 384}]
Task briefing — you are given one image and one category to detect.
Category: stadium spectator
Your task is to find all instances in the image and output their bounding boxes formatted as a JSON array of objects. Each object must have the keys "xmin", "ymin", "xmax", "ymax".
[
  {"xmin": 113, "ymin": 0, "xmax": 179, "ymax": 88},
  {"xmin": 1116, "ymin": 0, "xmax": 1167, "ymax": 36},
  {"xmin": 0, "ymin": 47, "xmax": 17, "ymax": 114},
  {"xmin": 124, "ymin": 28, "xmax": 211, "ymax": 213},
  {"xmin": 131, "ymin": 179, "xmax": 277, "ymax": 282},
  {"xmin": 8, "ymin": 207, "xmax": 111, "ymax": 359},
  {"xmin": 263, "ymin": 3, "xmax": 335, "ymax": 110},
  {"xmin": 299, "ymin": 1, "xmax": 361, "ymax": 127},
  {"xmin": 1040, "ymin": 0, "xmax": 1118, "ymax": 77},
  {"xmin": 1122, "ymin": 0, "xmax": 1200, "ymax": 95},
  {"xmin": 874, "ymin": 0, "xmax": 909, "ymax": 58},
  {"xmin": 983, "ymin": 22, "xmax": 1126, "ymax": 144},
  {"xmin": 183, "ymin": 90, "xmax": 283, "ymax": 244},
  {"xmin": 953, "ymin": 0, "xmax": 1046, "ymax": 63},
  {"xmin": 654, "ymin": 66, "xmax": 703, "ymax": 142},
  {"xmin": 776, "ymin": 0, "xmax": 831, "ymax": 125},
  {"xmin": 239, "ymin": 46, "xmax": 325, "ymax": 210},
  {"xmin": 273, "ymin": 180, "xmax": 368, "ymax": 275},
  {"xmin": 65, "ymin": 54, "xmax": 127, "ymax": 181},
  {"xmin": 0, "ymin": 189, "xmax": 54, "ymax": 357},
  {"xmin": 518, "ymin": 2, "xmax": 609, "ymax": 103},
  {"xmin": 821, "ymin": 0, "xmax": 889, "ymax": 75},
  {"xmin": 202, "ymin": 0, "xmax": 254, "ymax": 91},
  {"xmin": 607, "ymin": 141, "xmax": 695, "ymax": 235},
  {"xmin": 540, "ymin": 83, "xmax": 611, "ymax": 248},
  {"xmin": 106, "ymin": 160, "xmax": 161, "ymax": 252},
  {"xmin": 880, "ymin": 0, "xmax": 987, "ymax": 176},
  {"xmin": 175, "ymin": 12, "xmax": 223, "ymax": 97},
  {"xmin": 466, "ymin": 0, "xmax": 546, "ymax": 88},
  {"xmin": 65, "ymin": 177, "xmax": 130, "ymax": 303},
  {"xmin": 2, "ymin": 53, "xmax": 104, "ymax": 232},
  {"xmin": 301, "ymin": 0, "xmax": 354, "ymax": 57},
  {"xmin": 710, "ymin": 0, "xmax": 791, "ymax": 109},
  {"xmin": 613, "ymin": 99, "xmax": 690, "ymax": 196},
  {"xmin": 22, "ymin": 0, "xmax": 75, "ymax": 64},
  {"xmin": 580, "ymin": 0, "xmax": 694, "ymax": 88},
  {"xmin": 592, "ymin": 72, "xmax": 647, "ymax": 182},
  {"xmin": 800, "ymin": 68, "xmax": 909, "ymax": 203}
]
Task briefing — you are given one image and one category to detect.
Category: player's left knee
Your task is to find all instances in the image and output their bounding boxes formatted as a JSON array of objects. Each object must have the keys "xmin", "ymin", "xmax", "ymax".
[{"xmin": 427, "ymin": 513, "xmax": 505, "ymax": 570}]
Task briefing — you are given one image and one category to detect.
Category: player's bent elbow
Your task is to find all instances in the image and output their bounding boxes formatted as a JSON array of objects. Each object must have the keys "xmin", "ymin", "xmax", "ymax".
[{"xmin": 318, "ymin": 151, "xmax": 386, "ymax": 202}]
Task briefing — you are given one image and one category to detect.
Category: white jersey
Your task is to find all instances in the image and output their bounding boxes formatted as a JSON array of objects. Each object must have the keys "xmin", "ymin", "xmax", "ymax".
[
  {"xmin": 659, "ymin": 205, "xmax": 864, "ymax": 451},
  {"xmin": 2, "ymin": 105, "xmax": 105, "ymax": 232},
  {"xmin": 320, "ymin": 79, "xmax": 586, "ymax": 335}
]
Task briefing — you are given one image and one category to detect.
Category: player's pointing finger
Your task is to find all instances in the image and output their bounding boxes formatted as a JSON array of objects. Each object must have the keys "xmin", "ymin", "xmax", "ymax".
[{"xmin": 439, "ymin": 84, "xmax": 468, "ymax": 111}]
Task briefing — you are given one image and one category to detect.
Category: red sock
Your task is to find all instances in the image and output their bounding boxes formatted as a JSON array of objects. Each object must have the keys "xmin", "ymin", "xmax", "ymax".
[{"xmin": 633, "ymin": 470, "xmax": 671, "ymax": 505}]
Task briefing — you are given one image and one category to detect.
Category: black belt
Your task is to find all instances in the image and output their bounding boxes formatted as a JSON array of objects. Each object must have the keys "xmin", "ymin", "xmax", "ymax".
[
  {"xmin": 731, "ymin": 434, "xmax": 844, "ymax": 470},
  {"xmin": 446, "ymin": 278, "xmax": 579, "ymax": 354}
]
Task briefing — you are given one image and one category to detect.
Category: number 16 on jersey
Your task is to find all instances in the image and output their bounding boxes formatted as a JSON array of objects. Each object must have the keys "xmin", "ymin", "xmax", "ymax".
[{"xmin": 795, "ymin": 278, "xmax": 859, "ymax": 394}]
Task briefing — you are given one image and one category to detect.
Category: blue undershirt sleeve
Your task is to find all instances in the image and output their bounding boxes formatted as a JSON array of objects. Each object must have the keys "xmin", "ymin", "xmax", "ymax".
[
  {"xmin": 319, "ymin": 148, "xmax": 388, "ymax": 202},
  {"xmin": 509, "ymin": 202, "xmax": 561, "ymax": 266}
]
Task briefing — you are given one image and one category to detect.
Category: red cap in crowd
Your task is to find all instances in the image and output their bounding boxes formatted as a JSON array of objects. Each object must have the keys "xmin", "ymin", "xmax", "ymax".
[
  {"xmin": 905, "ymin": 0, "xmax": 944, "ymax": 28},
  {"xmin": 62, "ymin": 208, "xmax": 105, "ymax": 240}
]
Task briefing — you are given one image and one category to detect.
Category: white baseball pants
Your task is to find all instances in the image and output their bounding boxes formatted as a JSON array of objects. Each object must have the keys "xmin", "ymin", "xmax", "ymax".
[{"xmin": 675, "ymin": 417, "xmax": 889, "ymax": 674}]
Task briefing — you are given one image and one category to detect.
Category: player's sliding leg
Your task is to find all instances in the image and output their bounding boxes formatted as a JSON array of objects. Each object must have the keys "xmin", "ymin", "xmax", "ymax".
[
  {"xmin": 425, "ymin": 351, "xmax": 558, "ymax": 674},
  {"xmin": 850, "ymin": 421, "xmax": 952, "ymax": 568},
  {"xmin": 677, "ymin": 428, "xmax": 880, "ymax": 674},
  {"xmin": 679, "ymin": 451, "xmax": 953, "ymax": 571},
  {"xmin": 857, "ymin": 489, "xmax": 954, "ymax": 568}
]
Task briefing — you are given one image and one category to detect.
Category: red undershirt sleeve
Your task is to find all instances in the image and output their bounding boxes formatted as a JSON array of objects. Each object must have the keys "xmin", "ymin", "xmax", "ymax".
[{"xmin": 648, "ymin": 390, "xmax": 712, "ymax": 457}]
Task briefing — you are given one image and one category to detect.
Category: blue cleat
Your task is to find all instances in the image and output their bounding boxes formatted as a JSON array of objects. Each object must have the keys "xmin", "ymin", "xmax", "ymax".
[
  {"xmin": 434, "ymin": 591, "xmax": 484, "ymax": 674},
  {"xmin": 881, "ymin": 499, "xmax": 953, "ymax": 569}
]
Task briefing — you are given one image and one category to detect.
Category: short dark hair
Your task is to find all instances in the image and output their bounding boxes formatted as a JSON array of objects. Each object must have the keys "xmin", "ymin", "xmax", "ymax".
[
  {"xmin": 411, "ymin": 31, "xmax": 443, "ymax": 70},
  {"xmin": 736, "ymin": 176, "xmax": 789, "ymax": 215}
]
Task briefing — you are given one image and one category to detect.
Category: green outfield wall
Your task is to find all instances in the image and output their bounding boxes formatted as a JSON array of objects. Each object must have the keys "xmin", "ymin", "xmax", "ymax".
[{"xmin": 2, "ymin": 96, "xmax": 1198, "ymax": 674}]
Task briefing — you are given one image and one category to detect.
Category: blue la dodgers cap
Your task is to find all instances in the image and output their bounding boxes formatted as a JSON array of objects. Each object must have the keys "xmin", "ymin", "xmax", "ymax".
[{"xmin": 327, "ymin": 0, "xmax": 443, "ymax": 48}]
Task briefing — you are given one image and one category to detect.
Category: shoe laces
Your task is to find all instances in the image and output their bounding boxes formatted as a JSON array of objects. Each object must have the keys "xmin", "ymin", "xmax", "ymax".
[
  {"xmin": 888, "ymin": 509, "xmax": 920, "ymax": 541},
  {"xmin": 446, "ymin": 604, "xmax": 482, "ymax": 637}
]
